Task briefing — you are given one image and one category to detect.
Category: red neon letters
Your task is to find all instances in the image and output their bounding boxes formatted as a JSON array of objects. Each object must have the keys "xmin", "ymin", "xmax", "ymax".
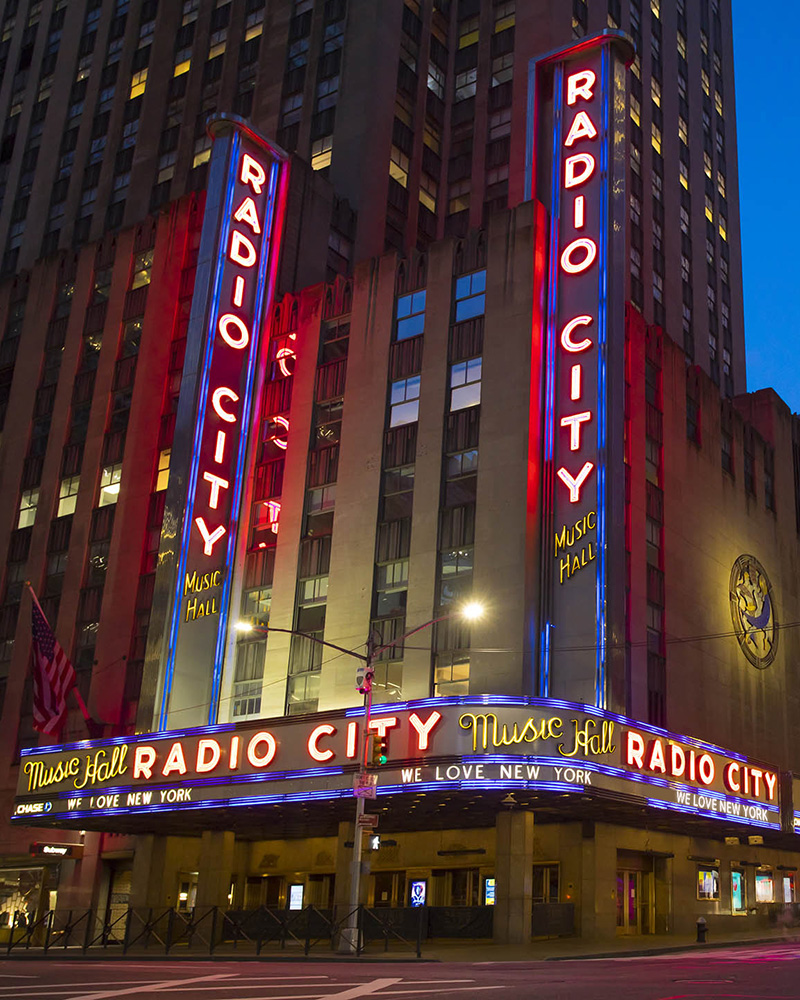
[
  {"xmin": 557, "ymin": 69, "xmax": 599, "ymax": 504},
  {"xmin": 192, "ymin": 151, "xmax": 270, "ymax": 558}
]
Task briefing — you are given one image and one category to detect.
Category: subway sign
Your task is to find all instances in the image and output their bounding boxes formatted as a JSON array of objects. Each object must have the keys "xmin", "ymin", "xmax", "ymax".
[
  {"xmin": 528, "ymin": 32, "xmax": 632, "ymax": 709},
  {"xmin": 12, "ymin": 697, "xmax": 781, "ymax": 832},
  {"xmin": 154, "ymin": 117, "xmax": 288, "ymax": 730}
]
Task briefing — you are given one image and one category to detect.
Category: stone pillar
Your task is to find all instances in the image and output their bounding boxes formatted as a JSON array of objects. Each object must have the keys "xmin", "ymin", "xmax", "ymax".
[
  {"xmin": 493, "ymin": 810, "xmax": 534, "ymax": 944},
  {"xmin": 195, "ymin": 831, "xmax": 235, "ymax": 910},
  {"xmin": 55, "ymin": 831, "xmax": 104, "ymax": 909},
  {"xmin": 129, "ymin": 834, "xmax": 170, "ymax": 909}
]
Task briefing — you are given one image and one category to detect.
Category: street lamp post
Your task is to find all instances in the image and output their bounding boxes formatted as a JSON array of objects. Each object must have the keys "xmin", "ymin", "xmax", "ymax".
[{"xmin": 234, "ymin": 600, "xmax": 485, "ymax": 955}]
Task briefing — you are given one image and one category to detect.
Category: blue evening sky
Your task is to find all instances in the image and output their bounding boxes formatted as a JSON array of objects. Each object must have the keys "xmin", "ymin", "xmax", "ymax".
[{"xmin": 732, "ymin": 2, "xmax": 798, "ymax": 411}]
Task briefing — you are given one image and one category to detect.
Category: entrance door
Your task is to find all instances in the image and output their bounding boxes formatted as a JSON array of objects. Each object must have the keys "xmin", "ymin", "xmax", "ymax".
[{"xmin": 616, "ymin": 870, "xmax": 642, "ymax": 934}]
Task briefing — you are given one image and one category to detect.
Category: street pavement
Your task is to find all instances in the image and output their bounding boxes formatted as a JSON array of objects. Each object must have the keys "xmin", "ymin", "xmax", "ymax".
[{"xmin": 3, "ymin": 942, "xmax": 800, "ymax": 999}]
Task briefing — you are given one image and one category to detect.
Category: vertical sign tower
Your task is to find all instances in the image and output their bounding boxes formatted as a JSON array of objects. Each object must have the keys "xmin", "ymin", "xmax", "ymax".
[
  {"xmin": 528, "ymin": 33, "xmax": 633, "ymax": 710},
  {"xmin": 146, "ymin": 116, "xmax": 288, "ymax": 731}
]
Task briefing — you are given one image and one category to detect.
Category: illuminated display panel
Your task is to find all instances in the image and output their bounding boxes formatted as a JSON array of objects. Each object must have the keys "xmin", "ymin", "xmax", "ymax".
[
  {"xmin": 157, "ymin": 118, "xmax": 288, "ymax": 730},
  {"xmin": 529, "ymin": 33, "xmax": 631, "ymax": 710},
  {"xmin": 13, "ymin": 697, "xmax": 782, "ymax": 832}
]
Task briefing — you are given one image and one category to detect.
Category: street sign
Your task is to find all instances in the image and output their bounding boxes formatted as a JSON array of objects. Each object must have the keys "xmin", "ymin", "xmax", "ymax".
[
  {"xmin": 357, "ymin": 813, "xmax": 379, "ymax": 829},
  {"xmin": 353, "ymin": 772, "xmax": 378, "ymax": 799}
]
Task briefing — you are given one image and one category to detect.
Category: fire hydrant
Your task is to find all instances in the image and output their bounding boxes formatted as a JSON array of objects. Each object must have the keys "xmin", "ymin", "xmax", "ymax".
[{"xmin": 696, "ymin": 916, "xmax": 708, "ymax": 943}]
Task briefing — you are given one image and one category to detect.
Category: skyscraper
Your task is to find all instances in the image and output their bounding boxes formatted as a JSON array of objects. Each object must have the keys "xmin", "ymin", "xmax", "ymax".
[{"xmin": 0, "ymin": 0, "xmax": 794, "ymax": 948}]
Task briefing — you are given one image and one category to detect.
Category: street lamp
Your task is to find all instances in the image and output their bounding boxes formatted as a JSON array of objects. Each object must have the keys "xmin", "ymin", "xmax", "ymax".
[{"xmin": 233, "ymin": 601, "xmax": 485, "ymax": 953}]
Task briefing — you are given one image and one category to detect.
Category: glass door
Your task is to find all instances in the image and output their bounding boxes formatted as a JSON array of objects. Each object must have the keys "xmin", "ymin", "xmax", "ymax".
[{"xmin": 616, "ymin": 870, "xmax": 641, "ymax": 934}]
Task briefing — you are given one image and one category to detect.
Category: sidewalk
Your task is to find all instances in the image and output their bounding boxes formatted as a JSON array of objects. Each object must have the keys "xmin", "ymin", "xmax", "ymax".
[{"xmin": 3, "ymin": 925, "xmax": 798, "ymax": 963}]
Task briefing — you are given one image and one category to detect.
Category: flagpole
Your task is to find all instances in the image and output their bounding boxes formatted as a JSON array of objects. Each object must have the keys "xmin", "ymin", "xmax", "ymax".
[{"xmin": 25, "ymin": 581, "xmax": 93, "ymax": 727}]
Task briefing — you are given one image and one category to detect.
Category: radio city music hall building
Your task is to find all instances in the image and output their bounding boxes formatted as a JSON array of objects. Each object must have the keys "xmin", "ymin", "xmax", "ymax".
[{"xmin": 1, "ymin": 0, "xmax": 799, "ymax": 946}]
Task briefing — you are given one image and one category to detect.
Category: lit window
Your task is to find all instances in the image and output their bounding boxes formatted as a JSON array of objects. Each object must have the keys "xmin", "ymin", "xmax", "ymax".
[
  {"xmin": 130, "ymin": 68, "xmax": 147, "ymax": 99},
  {"xmin": 396, "ymin": 290, "xmax": 426, "ymax": 340},
  {"xmin": 755, "ymin": 870, "xmax": 774, "ymax": 903},
  {"xmin": 99, "ymin": 464, "xmax": 122, "ymax": 506},
  {"xmin": 651, "ymin": 78, "xmax": 661, "ymax": 107},
  {"xmin": 454, "ymin": 270, "xmax": 486, "ymax": 322},
  {"xmin": 651, "ymin": 123, "xmax": 662, "ymax": 154},
  {"xmin": 434, "ymin": 655, "xmax": 470, "ymax": 697},
  {"xmin": 448, "ymin": 181, "xmax": 470, "ymax": 215},
  {"xmin": 389, "ymin": 376, "xmax": 421, "ymax": 427},
  {"xmin": 18, "ymin": 489, "xmax": 39, "ymax": 529},
  {"xmin": 705, "ymin": 195, "xmax": 714, "ymax": 223},
  {"xmin": 311, "ymin": 136, "xmax": 333, "ymax": 171},
  {"xmin": 423, "ymin": 121, "xmax": 441, "ymax": 153},
  {"xmin": 301, "ymin": 576, "xmax": 329, "ymax": 604},
  {"xmin": 174, "ymin": 58, "xmax": 191, "ymax": 77},
  {"xmin": 131, "ymin": 249, "xmax": 153, "ymax": 289},
  {"xmin": 630, "ymin": 95, "xmax": 641, "ymax": 126},
  {"xmin": 704, "ymin": 152, "xmax": 712, "ymax": 179},
  {"xmin": 650, "ymin": 0, "xmax": 660, "ymax": 16},
  {"xmin": 715, "ymin": 91, "xmax": 723, "ymax": 116},
  {"xmin": 245, "ymin": 18, "xmax": 263, "ymax": 42},
  {"xmin": 701, "ymin": 69, "xmax": 710, "ymax": 95},
  {"xmin": 678, "ymin": 117, "xmax": 688, "ymax": 145},
  {"xmin": 679, "ymin": 161, "xmax": 689, "ymax": 189},
  {"xmin": 209, "ymin": 40, "xmax": 226, "ymax": 60},
  {"xmin": 494, "ymin": 1, "xmax": 515, "ymax": 32},
  {"xmin": 193, "ymin": 135, "xmax": 212, "ymax": 168},
  {"xmin": 697, "ymin": 868, "xmax": 719, "ymax": 901},
  {"xmin": 700, "ymin": 30, "xmax": 709, "ymax": 54},
  {"xmin": 677, "ymin": 32, "xmax": 687, "ymax": 59},
  {"xmin": 458, "ymin": 15, "xmax": 479, "ymax": 48},
  {"xmin": 419, "ymin": 173, "xmax": 437, "ymax": 213},
  {"xmin": 455, "ymin": 67, "xmax": 477, "ymax": 101},
  {"xmin": 155, "ymin": 449, "xmax": 170, "ymax": 491},
  {"xmin": 631, "ymin": 55, "xmax": 640, "ymax": 79},
  {"xmin": 719, "ymin": 218, "xmax": 727, "ymax": 241},
  {"xmin": 450, "ymin": 357, "xmax": 482, "ymax": 410},
  {"xmin": 427, "ymin": 62, "xmax": 445, "ymax": 99},
  {"xmin": 57, "ymin": 475, "xmax": 80, "ymax": 517},
  {"xmin": 389, "ymin": 145, "xmax": 409, "ymax": 187},
  {"xmin": 717, "ymin": 171, "xmax": 726, "ymax": 198}
]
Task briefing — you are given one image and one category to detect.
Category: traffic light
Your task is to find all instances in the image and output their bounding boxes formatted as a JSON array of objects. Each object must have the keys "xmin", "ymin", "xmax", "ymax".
[{"xmin": 370, "ymin": 733, "xmax": 388, "ymax": 766}]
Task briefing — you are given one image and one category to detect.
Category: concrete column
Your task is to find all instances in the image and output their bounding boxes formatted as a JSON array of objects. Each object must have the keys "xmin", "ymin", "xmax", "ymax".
[
  {"xmin": 195, "ymin": 831, "xmax": 235, "ymax": 910},
  {"xmin": 129, "ymin": 834, "xmax": 170, "ymax": 909},
  {"xmin": 580, "ymin": 824, "xmax": 617, "ymax": 941},
  {"xmin": 493, "ymin": 810, "xmax": 534, "ymax": 944},
  {"xmin": 55, "ymin": 831, "xmax": 104, "ymax": 909}
]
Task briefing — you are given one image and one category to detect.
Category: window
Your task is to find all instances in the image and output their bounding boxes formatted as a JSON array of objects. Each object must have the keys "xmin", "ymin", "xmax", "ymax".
[
  {"xmin": 130, "ymin": 68, "xmax": 147, "ymax": 99},
  {"xmin": 155, "ymin": 449, "xmax": 170, "ymax": 491},
  {"xmin": 458, "ymin": 15, "xmax": 479, "ymax": 48},
  {"xmin": 232, "ymin": 641, "xmax": 264, "ymax": 718},
  {"xmin": 721, "ymin": 428, "xmax": 733, "ymax": 474},
  {"xmin": 427, "ymin": 61, "xmax": 445, "ymax": 99},
  {"xmin": 446, "ymin": 448, "xmax": 478, "ymax": 479},
  {"xmin": 646, "ymin": 517, "xmax": 660, "ymax": 565},
  {"xmin": 677, "ymin": 31, "xmax": 687, "ymax": 59},
  {"xmin": 389, "ymin": 145, "xmax": 409, "ymax": 187},
  {"xmin": 18, "ymin": 489, "xmax": 39, "ymax": 529},
  {"xmin": 744, "ymin": 447, "xmax": 755, "ymax": 496},
  {"xmin": 697, "ymin": 868, "xmax": 719, "ymax": 901},
  {"xmin": 686, "ymin": 395, "xmax": 700, "ymax": 445},
  {"xmin": 434, "ymin": 654, "xmax": 469, "ymax": 696},
  {"xmin": 396, "ymin": 290, "xmax": 425, "ymax": 340},
  {"xmin": 454, "ymin": 270, "xmax": 486, "ymax": 322},
  {"xmin": 455, "ymin": 68, "xmax": 477, "ymax": 102},
  {"xmin": 419, "ymin": 173, "xmax": 437, "ymax": 213},
  {"xmin": 390, "ymin": 376, "xmax": 421, "ymax": 427},
  {"xmin": 131, "ymin": 249, "xmax": 153, "ymax": 288},
  {"xmin": 57, "ymin": 476, "xmax": 80, "ymax": 517},
  {"xmin": 174, "ymin": 57, "xmax": 191, "ymax": 77},
  {"xmin": 731, "ymin": 868, "xmax": 746, "ymax": 914},
  {"xmin": 450, "ymin": 358, "xmax": 482, "ymax": 411},
  {"xmin": 755, "ymin": 869, "xmax": 774, "ymax": 903},
  {"xmin": 311, "ymin": 136, "xmax": 333, "ymax": 171},
  {"xmin": 651, "ymin": 123, "xmax": 662, "ymax": 154},
  {"xmin": 99, "ymin": 464, "xmax": 122, "ymax": 506}
]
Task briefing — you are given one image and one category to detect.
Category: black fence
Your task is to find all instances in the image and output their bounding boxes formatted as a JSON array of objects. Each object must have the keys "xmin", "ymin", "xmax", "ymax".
[{"xmin": 2, "ymin": 902, "xmax": 574, "ymax": 957}]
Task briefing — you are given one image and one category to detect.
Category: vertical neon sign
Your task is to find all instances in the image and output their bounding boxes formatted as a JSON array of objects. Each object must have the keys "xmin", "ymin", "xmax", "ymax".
[
  {"xmin": 156, "ymin": 117, "xmax": 288, "ymax": 730},
  {"xmin": 528, "ymin": 33, "xmax": 632, "ymax": 710}
]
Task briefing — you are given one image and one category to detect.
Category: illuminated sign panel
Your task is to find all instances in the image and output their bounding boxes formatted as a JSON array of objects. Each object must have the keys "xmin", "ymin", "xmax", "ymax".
[
  {"xmin": 529, "ymin": 33, "xmax": 631, "ymax": 709},
  {"xmin": 156, "ymin": 118, "xmax": 287, "ymax": 730},
  {"xmin": 13, "ymin": 697, "xmax": 781, "ymax": 832}
]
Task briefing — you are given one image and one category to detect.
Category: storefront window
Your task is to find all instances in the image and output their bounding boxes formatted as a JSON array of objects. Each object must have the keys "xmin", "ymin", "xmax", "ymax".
[
  {"xmin": 0, "ymin": 868, "xmax": 44, "ymax": 926},
  {"xmin": 755, "ymin": 869, "xmax": 774, "ymax": 903},
  {"xmin": 782, "ymin": 873, "xmax": 795, "ymax": 903},
  {"xmin": 731, "ymin": 868, "xmax": 746, "ymax": 913},
  {"xmin": 697, "ymin": 867, "xmax": 719, "ymax": 900},
  {"xmin": 533, "ymin": 864, "xmax": 559, "ymax": 904}
]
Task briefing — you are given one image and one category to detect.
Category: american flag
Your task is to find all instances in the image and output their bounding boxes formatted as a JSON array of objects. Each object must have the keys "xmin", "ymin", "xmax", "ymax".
[{"xmin": 30, "ymin": 595, "xmax": 76, "ymax": 735}]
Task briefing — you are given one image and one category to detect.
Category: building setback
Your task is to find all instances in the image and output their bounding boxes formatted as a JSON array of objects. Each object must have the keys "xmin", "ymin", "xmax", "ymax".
[{"xmin": 0, "ymin": 0, "xmax": 795, "ymax": 947}]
